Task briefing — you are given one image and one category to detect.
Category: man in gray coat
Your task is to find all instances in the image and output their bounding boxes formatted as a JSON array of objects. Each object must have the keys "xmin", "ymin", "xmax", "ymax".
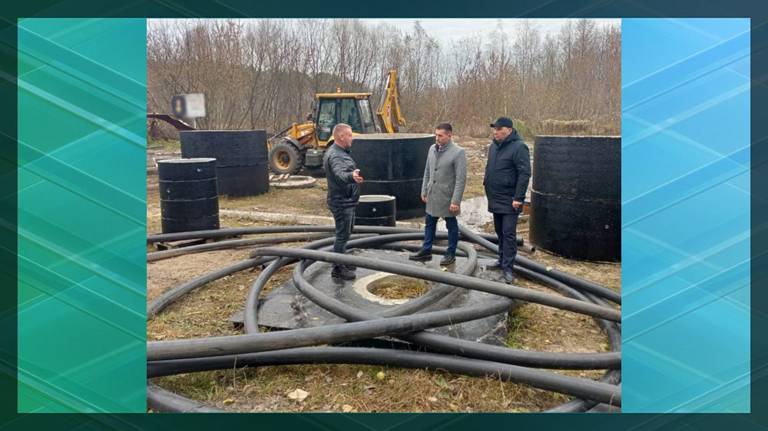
[{"xmin": 409, "ymin": 123, "xmax": 467, "ymax": 266}]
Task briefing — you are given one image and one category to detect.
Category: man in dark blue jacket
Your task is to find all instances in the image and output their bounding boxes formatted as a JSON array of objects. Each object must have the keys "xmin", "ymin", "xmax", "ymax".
[
  {"xmin": 323, "ymin": 123, "xmax": 364, "ymax": 281},
  {"xmin": 483, "ymin": 117, "xmax": 531, "ymax": 283}
]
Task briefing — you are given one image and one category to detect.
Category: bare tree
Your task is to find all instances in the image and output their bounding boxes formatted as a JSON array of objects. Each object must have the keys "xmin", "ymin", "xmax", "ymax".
[{"xmin": 147, "ymin": 18, "xmax": 621, "ymax": 139}]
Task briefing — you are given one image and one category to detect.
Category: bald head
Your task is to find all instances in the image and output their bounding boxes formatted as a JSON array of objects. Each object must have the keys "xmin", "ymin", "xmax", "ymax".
[{"xmin": 332, "ymin": 123, "xmax": 353, "ymax": 148}]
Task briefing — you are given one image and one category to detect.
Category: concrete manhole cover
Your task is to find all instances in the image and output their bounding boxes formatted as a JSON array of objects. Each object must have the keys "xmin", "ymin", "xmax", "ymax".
[
  {"xmin": 269, "ymin": 174, "xmax": 317, "ymax": 189},
  {"xmin": 353, "ymin": 273, "xmax": 429, "ymax": 305}
]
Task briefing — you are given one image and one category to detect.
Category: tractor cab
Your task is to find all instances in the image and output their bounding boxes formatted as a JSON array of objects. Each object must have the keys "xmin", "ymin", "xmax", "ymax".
[{"xmin": 314, "ymin": 92, "xmax": 378, "ymax": 144}]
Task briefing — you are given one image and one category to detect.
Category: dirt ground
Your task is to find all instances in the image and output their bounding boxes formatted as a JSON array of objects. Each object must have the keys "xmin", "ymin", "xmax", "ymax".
[{"xmin": 146, "ymin": 136, "xmax": 621, "ymax": 413}]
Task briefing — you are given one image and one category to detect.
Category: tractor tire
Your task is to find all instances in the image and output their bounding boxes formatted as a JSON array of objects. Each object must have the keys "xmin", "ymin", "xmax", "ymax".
[{"xmin": 269, "ymin": 141, "xmax": 304, "ymax": 175}]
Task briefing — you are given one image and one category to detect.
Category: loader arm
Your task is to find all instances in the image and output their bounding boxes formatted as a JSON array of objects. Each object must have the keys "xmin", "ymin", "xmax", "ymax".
[
  {"xmin": 147, "ymin": 113, "xmax": 196, "ymax": 131},
  {"xmin": 376, "ymin": 70, "xmax": 407, "ymax": 133}
]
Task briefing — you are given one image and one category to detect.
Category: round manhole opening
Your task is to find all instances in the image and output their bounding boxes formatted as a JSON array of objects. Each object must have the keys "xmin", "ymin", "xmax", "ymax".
[{"xmin": 366, "ymin": 275, "xmax": 429, "ymax": 300}]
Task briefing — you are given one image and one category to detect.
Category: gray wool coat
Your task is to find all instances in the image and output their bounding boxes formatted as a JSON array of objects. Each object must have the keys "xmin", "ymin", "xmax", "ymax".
[{"xmin": 420, "ymin": 140, "xmax": 468, "ymax": 218}]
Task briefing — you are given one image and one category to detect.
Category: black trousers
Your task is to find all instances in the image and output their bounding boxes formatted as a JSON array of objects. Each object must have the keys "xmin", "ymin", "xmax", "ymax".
[
  {"xmin": 330, "ymin": 206, "xmax": 355, "ymax": 271},
  {"xmin": 493, "ymin": 211, "xmax": 520, "ymax": 273}
]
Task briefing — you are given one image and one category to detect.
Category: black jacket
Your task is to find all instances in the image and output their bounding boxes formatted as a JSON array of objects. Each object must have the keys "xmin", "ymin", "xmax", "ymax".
[
  {"xmin": 483, "ymin": 129, "xmax": 531, "ymax": 214},
  {"xmin": 323, "ymin": 143, "xmax": 360, "ymax": 209}
]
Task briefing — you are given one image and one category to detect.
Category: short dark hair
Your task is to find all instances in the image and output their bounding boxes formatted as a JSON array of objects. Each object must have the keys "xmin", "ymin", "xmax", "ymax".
[{"xmin": 435, "ymin": 122, "xmax": 453, "ymax": 133}]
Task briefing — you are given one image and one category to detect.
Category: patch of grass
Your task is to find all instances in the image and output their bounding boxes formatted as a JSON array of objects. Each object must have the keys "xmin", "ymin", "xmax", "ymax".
[
  {"xmin": 512, "ymin": 119, "xmax": 535, "ymax": 142},
  {"xmin": 525, "ymin": 248, "xmax": 621, "ymax": 292},
  {"xmin": 149, "ymin": 138, "xmax": 181, "ymax": 152},
  {"xmin": 147, "ymin": 255, "xmax": 294, "ymax": 339},
  {"xmin": 505, "ymin": 305, "xmax": 530, "ymax": 349},
  {"xmin": 152, "ymin": 364, "xmax": 576, "ymax": 412},
  {"xmin": 462, "ymin": 180, "xmax": 486, "ymax": 200},
  {"xmin": 368, "ymin": 275, "xmax": 428, "ymax": 300},
  {"xmin": 216, "ymin": 182, "xmax": 329, "ymax": 216}
]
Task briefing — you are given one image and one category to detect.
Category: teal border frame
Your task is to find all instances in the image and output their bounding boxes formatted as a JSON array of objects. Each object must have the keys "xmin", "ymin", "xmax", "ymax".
[
  {"xmin": 17, "ymin": 17, "xmax": 147, "ymax": 413},
  {"xmin": 622, "ymin": 18, "xmax": 751, "ymax": 413}
]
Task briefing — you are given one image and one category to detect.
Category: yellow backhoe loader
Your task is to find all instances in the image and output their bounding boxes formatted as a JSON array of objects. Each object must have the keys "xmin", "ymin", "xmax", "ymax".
[{"xmin": 268, "ymin": 70, "xmax": 407, "ymax": 175}]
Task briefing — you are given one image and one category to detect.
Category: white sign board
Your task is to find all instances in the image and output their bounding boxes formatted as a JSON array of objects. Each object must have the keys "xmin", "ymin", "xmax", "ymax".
[{"xmin": 183, "ymin": 93, "xmax": 206, "ymax": 118}]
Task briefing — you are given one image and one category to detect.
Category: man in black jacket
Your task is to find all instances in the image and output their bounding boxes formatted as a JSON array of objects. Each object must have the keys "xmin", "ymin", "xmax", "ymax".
[
  {"xmin": 323, "ymin": 123, "xmax": 364, "ymax": 280},
  {"xmin": 483, "ymin": 117, "xmax": 531, "ymax": 283}
]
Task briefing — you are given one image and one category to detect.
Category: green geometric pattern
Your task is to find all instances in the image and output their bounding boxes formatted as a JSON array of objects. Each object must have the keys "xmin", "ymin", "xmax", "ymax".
[{"xmin": 17, "ymin": 18, "xmax": 146, "ymax": 413}]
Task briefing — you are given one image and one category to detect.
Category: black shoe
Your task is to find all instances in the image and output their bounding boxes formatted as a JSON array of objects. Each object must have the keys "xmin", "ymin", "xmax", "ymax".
[
  {"xmin": 503, "ymin": 271, "xmax": 515, "ymax": 284},
  {"xmin": 486, "ymin": 260, "xmax": 502, "ymax": 270},
  {"xmin": 409, "ymin": 249, "xmax": 432, "ymax": 262},
  {"xmin": 344, "ymin": 264, "xmax": 357, "ymax": 271},
  {"xmin": 440, "ymin": 254, "xmax": 456, "ymax": 266},
  {"xmin": 331, "ymin": 266, "xmax": 356, "ymax": 281}
]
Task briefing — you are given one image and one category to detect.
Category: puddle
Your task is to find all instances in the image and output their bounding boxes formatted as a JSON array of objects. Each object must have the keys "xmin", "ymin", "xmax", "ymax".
[{"xmin": 458, "ymin": 196, "xmax": 492, "ymax": 230}]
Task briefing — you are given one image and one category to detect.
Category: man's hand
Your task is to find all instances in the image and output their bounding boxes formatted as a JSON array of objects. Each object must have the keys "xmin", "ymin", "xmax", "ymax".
[
  {"xmin": 512, "ymin": 200, "xmax": 523, "ymax": 210},
  {"xmin": 421, "ymin": 195, "xmax": 427, "ymax": 203},
  {"xmin": 449, "ymin": 203, "xmax": 460, "ymax": 214},
  {"xmin": 352, "ymin": 169, "xmax": 364, "ymax": 184}
]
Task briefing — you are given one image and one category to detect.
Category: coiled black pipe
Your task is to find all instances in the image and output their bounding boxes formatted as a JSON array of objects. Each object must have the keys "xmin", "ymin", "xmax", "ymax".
[
  {"xmin": 148, "ymin": 297, "xmax": 512, "ymax": 361},
  {"xmin": 458, "ymin": 225, "xmax": 621, "ymax": 304},
  {"xmin": 149, "ymin": 233, "xmax": 377, "ymax": 319},
  {"xmin": 251, "ymin": 247, "xmax": 620, "ymax": 322},
  {"xmin": 147, "ymin": 224, "xmax": 621, "ymax": 412},
  {"xmin": 147, "ymin": 225, "xmax": 524, "ymax": 247},
  {"xmin": 147, "ymin": 383, "xmax": 223, "ymax": 413},
  {"xmin": 147, "ymin": 233, "xmax": 333, "ymax": 262},
  {"xmin": 285, "ymin": 248, "xmax": 621, "ymax": 370},
  {"xmin": 148, "ymin": 257, "xmax": 268, "ymax": 319}
]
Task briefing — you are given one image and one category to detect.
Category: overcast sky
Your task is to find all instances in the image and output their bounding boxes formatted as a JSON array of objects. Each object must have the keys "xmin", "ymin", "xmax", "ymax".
[
  {"xmin": 362, "ymin": 18, "xmax": 620, "ymax": 44},
  {"xmin": 149, "ymin": 18, "xmax": 621, "ymax": 45}
]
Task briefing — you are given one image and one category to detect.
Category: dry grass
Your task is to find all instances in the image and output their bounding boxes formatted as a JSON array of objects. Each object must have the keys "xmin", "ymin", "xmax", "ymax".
[
  {"xmin": 155, "ymin": 364, "xmax": 573, "ymax": 413},
  {"xmin": 367, "ymin": 275, "xmax": 429, "ymax": 300},
  {"xmin": 521, "ymin": 243, "xmax": 622, "ymax": 293},
  {"xmin": 454, "ymin": 136, "xmax": 488, "ymax": 200},
  {"xmin": 216, "ymin": 183, "xmax": 328, "ymax": 214},
  {"xmin": 535, "ymin": 119, "xmax": 618, "ymax": 137},
  {"xmin": 147, "ymin": 249, "xmax": 296, "ymax": 340}
]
